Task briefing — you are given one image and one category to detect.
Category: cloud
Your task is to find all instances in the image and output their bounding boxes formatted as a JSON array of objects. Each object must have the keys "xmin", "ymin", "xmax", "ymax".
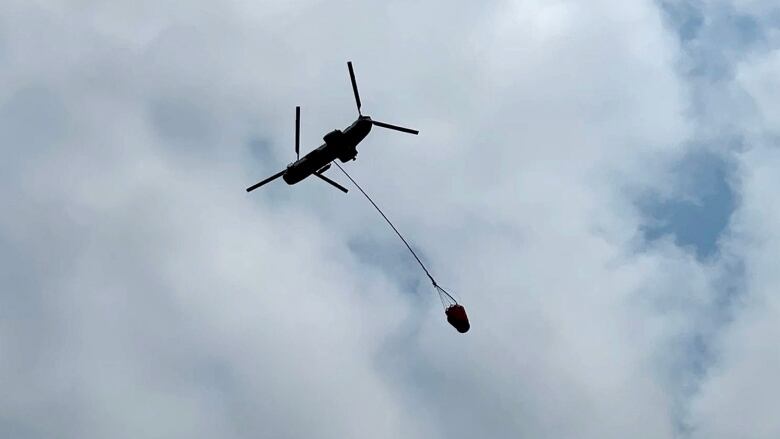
[{"xmin": 1, "ymin": 0, "xmax": 778, "ymax": 438}]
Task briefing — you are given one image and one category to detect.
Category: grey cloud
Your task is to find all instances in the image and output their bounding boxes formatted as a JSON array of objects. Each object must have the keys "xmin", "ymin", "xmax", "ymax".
[{"xmin": 2, "ymin": 0, "xmax": 778, "ymax": 438}]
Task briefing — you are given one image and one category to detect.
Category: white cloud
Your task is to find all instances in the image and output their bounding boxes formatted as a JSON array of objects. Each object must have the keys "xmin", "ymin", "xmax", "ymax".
[
  {"xmin": 737, "ymin": 48, "xmax": 780, "ymax": 135},
  {"xmin": 2, "ymin": 0, "xmax": 777, "ymax": 438},
  {"xmin": 685, "ymin": 31, "xmax": 780, "ymax": 434}
]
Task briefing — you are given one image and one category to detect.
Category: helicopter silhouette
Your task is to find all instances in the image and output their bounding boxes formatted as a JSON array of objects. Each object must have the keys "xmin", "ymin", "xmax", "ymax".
[{"xmin": 246, "ymin": 62, "xmax": 418, "ymax": 194}]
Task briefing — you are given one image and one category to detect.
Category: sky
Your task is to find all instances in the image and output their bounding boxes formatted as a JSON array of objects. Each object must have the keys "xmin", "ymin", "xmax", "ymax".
[{"xmin": 1, "ymin": 0, "xmax": 779, "ymax": 438}]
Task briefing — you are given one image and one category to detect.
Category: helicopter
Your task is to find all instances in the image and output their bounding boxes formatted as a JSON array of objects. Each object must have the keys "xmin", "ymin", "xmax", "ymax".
[{"xmin": 246, "ymin": 62, "xmax": 419, "ymax": 194}]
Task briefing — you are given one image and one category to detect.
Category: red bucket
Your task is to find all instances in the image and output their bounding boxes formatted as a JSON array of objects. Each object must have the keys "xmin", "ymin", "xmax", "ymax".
[{"xmin": 445, "ymin": 304, "xmax": 470, "ymax": 333}]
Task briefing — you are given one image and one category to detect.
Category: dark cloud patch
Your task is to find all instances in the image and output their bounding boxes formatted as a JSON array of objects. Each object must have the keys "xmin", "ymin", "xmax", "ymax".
[
  {"xmin": 660, "ymin": 0, "xmax": 704, "ymax": 42},
  {"xmin": 346, "ymin": 233, "xmax": 432, "ymax": 299},
  {"xmin": 149, "ymin": 94, "xmax": 216, "ymax": 145},
  {"xmin": 661, "ymin": 0, "xmax": 767, "ymax": 80},
  {"xmin": 246, "ymin": 137, "xmax": 275, "ymax": 162}
]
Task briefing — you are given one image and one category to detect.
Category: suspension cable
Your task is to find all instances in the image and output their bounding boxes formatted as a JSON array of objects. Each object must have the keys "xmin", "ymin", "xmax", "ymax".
[{"xmin": 333, "ymin": 162, "xmax": 457, "ymax": 305}]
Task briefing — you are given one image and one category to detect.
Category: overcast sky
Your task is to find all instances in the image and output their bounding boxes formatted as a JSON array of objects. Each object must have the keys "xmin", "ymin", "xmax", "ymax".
[{"xmin": 1, "ymin": 0, "xmax": 779, "ymax": 438}]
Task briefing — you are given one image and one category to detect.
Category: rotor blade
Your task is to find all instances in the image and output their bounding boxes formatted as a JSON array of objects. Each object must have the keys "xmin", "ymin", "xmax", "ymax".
[
  {"xmin": 347, "ymin": 61, "xmax": 362, "ymax": 115},
  {"xmin": 246, "ymin": 170, "xmax": 285, "ymax": 192},
  {"xmin": 295, "ymin": 106, "xmax": 300, "ymax": 160},
  {"xmin": 314, "ymin": 171, "xmax": 348, "ymax": 193},
  {"xmin": 371, "ymin": 120, "xmax": 419, "ymax": 135}
]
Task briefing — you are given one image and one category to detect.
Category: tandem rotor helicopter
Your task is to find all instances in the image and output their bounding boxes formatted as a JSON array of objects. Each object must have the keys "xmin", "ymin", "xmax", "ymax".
[
  {"xmin": 245, "ymin": 62, "xmax": 470, "ymax": 333},
  {"xmin": 246, "ymin": 62, "xmax": 419, "ymax": 194}
]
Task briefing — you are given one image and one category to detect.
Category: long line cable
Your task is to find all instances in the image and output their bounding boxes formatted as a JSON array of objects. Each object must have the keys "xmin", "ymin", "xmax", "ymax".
[{"xmin": 333, "ymin": 162, "xmax": 457, "ymax": 305}]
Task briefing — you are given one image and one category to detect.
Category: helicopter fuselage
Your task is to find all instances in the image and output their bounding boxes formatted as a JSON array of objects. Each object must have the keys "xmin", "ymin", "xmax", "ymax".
[
  {"xmin": 245, "ymin": 61, "xmax": 418, "ymax": 194},
  {"xmin": 283, "ymin": 116, "xmax": 373, "ymax": 185}
]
